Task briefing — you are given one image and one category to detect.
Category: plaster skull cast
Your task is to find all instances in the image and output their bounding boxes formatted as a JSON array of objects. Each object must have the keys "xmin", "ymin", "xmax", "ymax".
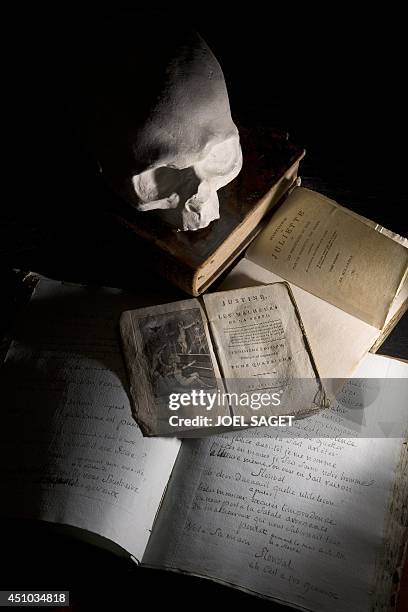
[{"xmin": 72, "ymin": 17, "xmax": 243, "ymax": 231}]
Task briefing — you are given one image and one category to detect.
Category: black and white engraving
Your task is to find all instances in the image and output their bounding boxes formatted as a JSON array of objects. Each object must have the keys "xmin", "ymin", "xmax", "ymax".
[{"xmin": 138, "ymin": 309, "xmax": 218, "ymax": 397}]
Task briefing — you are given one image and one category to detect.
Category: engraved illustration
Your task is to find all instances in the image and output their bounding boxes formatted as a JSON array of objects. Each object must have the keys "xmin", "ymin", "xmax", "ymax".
[{"xmin": 138, "ymin": 309, "xmax": 217, "ymax": 397}]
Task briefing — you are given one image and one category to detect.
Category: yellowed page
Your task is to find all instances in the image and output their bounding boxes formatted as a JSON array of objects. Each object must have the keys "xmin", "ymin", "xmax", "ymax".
[
  {"xmin": 324, "ymin": 192, "xmax": 408, "ymax": 335},
  {"xmin": 120, "ymin": 299, "xmax": 228, "ymax": 437},
  {"xmin": 202, "ymin": 283, "xmax": 328, "ymax": 419},
  {"xmin": 219, "ymin": 258, "xmax": 379, "ymax": 382},
  {"xmin": 247, "ymin": 188, "xmax": 408, "ymax": 328}
]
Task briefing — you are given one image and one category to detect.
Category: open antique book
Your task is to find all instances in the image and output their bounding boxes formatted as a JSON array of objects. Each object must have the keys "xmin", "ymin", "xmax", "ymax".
[
  {"xmin": 120, "ymin": 187, "xmax": 408, "ymax": 435},
  {"xmin": 1, "ymin": 277, "xmax": 407, "ymax": 612},
  {"xmin": 222, "ymin": 187, "xmax": 408, "ymax": 380},
  {"xmin": 120, "ymin": 282, "xmax": 328, "ymax": 436}
]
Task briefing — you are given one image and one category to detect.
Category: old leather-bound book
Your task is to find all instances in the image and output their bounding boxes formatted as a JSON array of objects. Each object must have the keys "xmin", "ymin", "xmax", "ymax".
[{"xmin": 113, "ymin": 127, "xmax": 304, "ymax": 295}]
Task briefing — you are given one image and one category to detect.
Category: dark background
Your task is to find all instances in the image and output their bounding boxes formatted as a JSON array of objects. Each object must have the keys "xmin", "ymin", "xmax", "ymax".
[
  {"xmin": 4, "ymin": 6, "xmax": 407, "ymax": 277},
  {"xmin": 2, "ymin": 5, "xmax": 407, "ymax": 610}
]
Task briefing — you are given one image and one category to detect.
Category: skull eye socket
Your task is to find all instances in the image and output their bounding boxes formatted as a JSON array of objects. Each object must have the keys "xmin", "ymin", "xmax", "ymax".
[
  {"xmin": 198, "ymin": 138, "xmax": 240, "ymax": 178},
  {"xmin": 132, "ymin": 166, "xmax": 199, "ymax": 204}
]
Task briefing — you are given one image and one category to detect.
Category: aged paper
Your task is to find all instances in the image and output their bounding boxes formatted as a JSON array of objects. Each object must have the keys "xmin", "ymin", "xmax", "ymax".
[
  {"xmin": 221, "ymin": 257, "xmax": 380, "ymax": 383},
  {"xmin": 120, "ymin": 299, "xmax": 228, "ymax": 436},
  {"xmin": 203, "ymin": 283, "xmax": 328, "ymax": 419},
  {"xmin": 247, "ymin": 188, "xmax": 408, "ymax": 328},
  {"xmin": 143, "ymin": 354, "xmax": 408, "ymax": 612},
  {"xmin": 0, "ymin": 278, "xmax": 181, "ymax": 561}
]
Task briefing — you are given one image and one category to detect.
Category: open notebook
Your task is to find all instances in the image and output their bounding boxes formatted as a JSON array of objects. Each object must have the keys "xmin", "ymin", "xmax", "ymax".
[{"xmin": 1, "ymin": 278, "xmax": 407, "ymax": 612}]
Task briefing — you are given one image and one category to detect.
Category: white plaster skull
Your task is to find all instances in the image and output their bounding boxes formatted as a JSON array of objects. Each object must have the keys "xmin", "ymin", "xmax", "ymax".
[{"xmin": 72, "ymin": 16, "xmax": 242, "ymax": 231}]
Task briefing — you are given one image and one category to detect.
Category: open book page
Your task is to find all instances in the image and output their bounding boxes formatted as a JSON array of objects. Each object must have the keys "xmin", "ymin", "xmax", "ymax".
[
  {"xmin": 0, "ymin": 278, "xmax": 180, "ymax": 561},
  {"xmin": 143, "ymin": 353, "xmax": 408, "ymax": 612},
  {"xmin": 120, "ymin": 299, "xmax": 228, "ymax": 436},
  {"xmin": 221, "ymin": 258, "xmax": 380, "ymax": 384},
  {"xmin": 325, "ymin": 200, "xmax": 408, "ymax": 336},
  {"xmin": 246, "ymin": 187, "xmax": 408, "ymax": 328},
  {"xmin": 311, "ymin": 192, "xmax": 408, "ymax": 342},
  {"xmin": 202, "ymin": 283, "xmax": 328, "ymax": 419}
]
